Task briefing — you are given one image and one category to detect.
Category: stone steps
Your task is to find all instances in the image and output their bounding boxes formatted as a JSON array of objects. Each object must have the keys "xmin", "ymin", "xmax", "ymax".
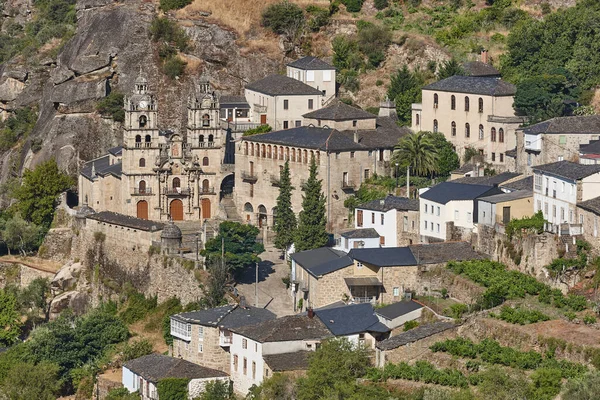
[{"xmin": 221, "ymin": 198, "xmax": 243, "ymax": 223}]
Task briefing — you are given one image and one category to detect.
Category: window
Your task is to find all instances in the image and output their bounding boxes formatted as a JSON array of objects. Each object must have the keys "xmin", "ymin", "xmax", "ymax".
[
  {"xmin": 424, "ymin": 221, "xmax": 427, "ymax": 230},
  {"xmin": 416, "ymin": 114, "xmax": 420, "ymax": 126},
  {"xmin": 357, "ymin": 262, "xmax": 363, "ymax": 269},
  {"xmin": 308, "ymin": 99, "xmax": 314, "ymax": 109},
  {"xmin": 323, "ymin": 70, "xmax": 332, "ymax": 81},
  {"xmin": 479, "ymin": 124, "xmax": 484, "ymax": 140},
  {"xmin": 202, "ymin": 157, "xmax": 209, "ymax": 166},
  {"xmin": 295, "ymin": 120, "xmax": 301, "ymax": 127},
  {"xmin": 491, "ymin": 127, "xmax": 496, "ymax": 142},
  {"xmin": 242, "ymin": 339, "xmax": 247, "ymax": 349},
  {"xmin": 491, "ymin": 152, "xmax": 495, "ymax": 162},
  {"xmin": 381, "ymin": 214, "xmax": 384, "ymax": 225},
  {"xmin": 499, "ymin": 128, "xmax": 504, "ymax": 143},
  {"xmin": 478, "ymin": 97, "xmax": 483, "ymax": 112},
  {"xmin": 139, "ymin": 115, "xmax": 147, "ymax": 128},
  {"xmin": 255, "ymin": 343, "xmax": 258, "ymax": 352},
  {"xmin": 464, "ymin": 96, "xmax": 470, "ymax": 111},
  {"xmin": 252, "ymin": 361, "xmax": 256, "ymax": 379},
  {"xmin": 467, "ymin": 212, "xmax": 472, "ymax": 223},
  {"xmin": 454, "ymin": 210, "xmax": 459, "ymax": 220},
  {"xmin": 357, "ymin": 210, "xmax": 363, "ymax": 227},
  {"xmin": 436, "ymin": 206, "xmax": 440, "ymax": 216},
  {"xmin": 527, "ymin": 153, "xmax": 532, "ymax": 166},
  {"xmin": 434, "ymin": 93, "xmax": 439, "ymax": 108},
  {"xmin": 465, "ymin": 123, "xmax": 470, "ymax": 138},
  {"xmin": 198, "ymin": 343, "xmax": 203, "ymax": 353},
  {"xmin": 283, "ymin": 100, "xmax": 289, "ymax": 110},
  {"xmin": 350, "ymin": 152, "xmax": 355, "ymax": 158},
  {"xmin": 353, "ymin": 120, "xmax": 357, "ymax": 127},
  {"xmin": 562, "ymin": 182, "xmax": 565, "ymax": 192},
  {"xmin": 306, "ymin": 71, "xmax": 315, "ymax": 81},
  {"xmin": 172, "ymin": 177, "xmax": 180, "ymax": 189},
  {"xmin": 403, "ymin": 216, "xmax": 408, "ymax": 232},
  {"xmin": 561, "ymin": 207, "xmax": 565, "ymax": 221},
  {"xmin": 139, "ymin": 158, "xmax": 145, "ymax": 167},
  {"xmin": 425, "ymin": 204, "xmax": 428, "ymax": 213},
  {"xmin": 433, "ymin": 119, "xmax": 438, "ymax": 133},
  {"xmin": 500, "ymin": 153, "xmax": 504, "ymax": 162},
  {"xmin": 559, "ymin": 135, "xmax": 566, "ymax": 144},
  {"xmin": 372, "ymin": 212, "xmax": 375, "ymax": 224},
  {"xmin": 393, "ymin": 287, "xmax": 400, "ymax": 297},
  {"xmin": 364, "ymin": 169, "xmax": 370, "ymax": 180},
  {"xmin": 234, "ymin": 355, "xmax": 238, "ymax": 371},
  {"xmin": 451, "ymin": 95, "xmax": 456, "ymax": 110},
  {"xmin": 436, "ymin": 223, "xmax": 440, "ymax": 233},
  {"xmin": 243, "ymin": 358, "xmax": 247, "ymax": 375},
  {"xmin": 198, "ymin": 326, "xmax": 204, "ymax": 340},
  {"xmin": 553, "ymin": 205, "xmax": 556, "ymax": 218},
  {"xmin": 202, "ymin": 114, "xmax": 210, "ymax": 127},
  {"xmin": 544, "ymin": 202, "xmax": 548, "ymax": 216},
  {"xmin": 283, "ymin": 121, "xmax": 289, "ymax": 129},
  {"xmin": 558, "ymin": 155, "xmax": 564, "ymax": 161},
  {"xmin": 451, "ymin": 121, "xmax": 456, "ymax": 136},
  {"xmin": 380, "ymin": 236, "xmax": 385, "ymax": 246}
]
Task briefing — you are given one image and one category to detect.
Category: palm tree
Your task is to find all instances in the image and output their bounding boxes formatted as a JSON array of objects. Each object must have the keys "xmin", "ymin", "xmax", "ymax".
[{"xmin": 393, "ymin": 131, "xmax": 439, "ymax": 177}]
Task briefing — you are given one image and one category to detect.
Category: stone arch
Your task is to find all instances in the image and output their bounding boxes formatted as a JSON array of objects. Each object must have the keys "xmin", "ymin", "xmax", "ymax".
[
  {"xmin": 243, "ymin": 202, "xmax": 253, "ymax": 223},
  {"xmin": 172, "ymin": 177, "xmax": 181, "ymax": 189},
  {"xmin": 138, "ymin": 180, "xmax": 146, "ymax": 194},
  {"xmin": 258, "ymin": 204, "xmax": 267, "ymax": 228},
  {"xmin": 145, "ymin": 134, "xmax": 151, "ymax": 143},
  {"xmin": 244, "ymin": 142, "xmax": 249, "ymax": 155},
  {"xmin": 451, "ymin": 95, "xmax": 456, "ymax": 110},
  {"xmin": 202, "ymin": 157, "xmax": 209, "ymax": 166},
  {"xmin": 139, "ymin": 158, "xmax": 145, "ymax": 167},
  {"xmin": 491, "ymin": 127, "xmax": 497, "ymax": 142},
  {"xmin": 220, "ymin": 173, "xmax": 235, "ymax": 199},
  {"xmin": 273, "ymin": 146, "xmax": 278, "ymax": 160},
  {"xmin": 267, "ymin": 145, "xmax": 272, "ymax": 158},
  {"xmin": 499, "ymin": 128, "xmax": 504, "ymax": 143},
  {"xmin": 135, "ymin": 135, "xmax": 142, "ymax": 143},
  {"xmin": 433, "ymin": 93, "xmax": 438, "ymax": 107},
  {"xmin": 139, "ymin": 115, "xmax": 147, "ymax": 128},
  {"xmin": 279, "ymin": 146, "xmax": 284, "ymax": 160},
  {"xmin": 464, "ymin": 96, "xmax": 470, "ymax": 112},
  {"xmin": 202, "ymin": 113, "xmax": 210, "ymax": 127},
  {"xmin": 202, "ymin": 179, "xmax": 210, "ymax": 192},
  {"xmin": 199, "ymin": 135, "xmax": 205, "ymax": 146}
]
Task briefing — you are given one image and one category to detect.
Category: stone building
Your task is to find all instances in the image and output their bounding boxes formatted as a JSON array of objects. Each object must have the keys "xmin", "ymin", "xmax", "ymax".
[
  {"xmin": 170, "ymin": 303, "xmax": 276, "ymax": 372},
  {"xmin": 411, "ymin": 75, "xmax": 525, "ymax": 171},
  {"xmin": 576, "ymin": 197, "xmax": 600, "ymax": 254},
  {"xmin": 234, "ymin": 100, "xmax": 409, "ymax": 230},
  {"xmin": 515, "ymin": 115, "xmax": 600, "ymax": 174},
  {"xmin": 286, "ymin": 56, "xmax": 337, "ymax": 100},
  {"xmin": 79, "ymin": 74, "xmax": 232, "ymax": 221}
]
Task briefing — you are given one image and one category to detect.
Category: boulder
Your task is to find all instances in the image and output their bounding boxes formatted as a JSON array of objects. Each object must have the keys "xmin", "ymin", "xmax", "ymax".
[
  {"xmin": 51, "ymin": 262, "xmax": 83, "ymax": 292},
  {"xmin": 71, "ymin": 53, "xmax": 112, "ymax": 75},
  {"xmin": 49, "ymin": 290, "xmax": 88, "ymax": 320},
  {"xmin": 0, "ymin": 77, "xmax": 25, "ymax": 102},
  {"xmin": 50, "ymin": 66, "xmax": 75, "ymax": 85}
]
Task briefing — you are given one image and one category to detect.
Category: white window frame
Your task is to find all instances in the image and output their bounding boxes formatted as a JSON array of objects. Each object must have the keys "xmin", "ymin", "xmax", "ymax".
[
  {"xmin": 306, "ymin": 71, "xmax": 315, "ymax": 82},
  {"xmin": 323, "ymin": 70, "xmax": 332, "ymax": 82},
  {"xmin": 393, "ymin": 287, "xmax": 400, "ymax": 297}
]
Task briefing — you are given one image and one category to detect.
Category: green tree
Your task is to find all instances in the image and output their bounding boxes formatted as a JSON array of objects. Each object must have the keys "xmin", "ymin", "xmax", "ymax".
[
  {"xmin": 15, "ymin": 158, "xmax": 73, "ymax": 228},
  {"xmin": 203, "ymin": 257, "xmax": 230, "ymax": 308},
  {"xmin": 295, "ymin": 156, "xmax": 328, "ymax": 252},
  {"xmin": 563, "ymin": 371, "xmax": 600, "ymax": 400},
  {"xmin": 429, "ymin": 132, "xmax": 460, "ymax": 177},
  {"xmin": 0, "ymin": 213, "xmax": 43, "ymax": 255},
  {"xmin": 475, "ymin": 366, "xmax": 530, "ymax": 400},
  {"xmin": 514, "ymin": 72, "xmax": 579, "ymax": 122},
  {"xmin": 437, "ymin": 59, "xmax": 465, "ymax": 80},
  {"xmin": 0, "ymin": 361, "xmax": 61, "ymax": 400},
  {"xmin": 387, "ymin": 66, "xmax": 423, "ymax": 125},
  {"xmin": 196, "ymin": 380, "xmax": 232, "ymax": 400},
  {"xmin": 201, "ymin": 221, "xmax": 264, "ymax": 271},
  {"xmin": 121, "ymin": 339, "xmax": 153, "ymax": 362},
  {"xmin": 261, "ymin": 1, "xmax": 305, "ymax": 37},
  {"xmin": 0, "ymin": 289, "xmax": 22, "ymax": 346},
  {"xmin": 274, "ymin": 161, "xmax": 297, "ymax": 251},
  {"xmin": 248, "ymin": 373, "xmax": 296, "ymax": 400},
  {"xmin": 297, "ymin": 338, "xmax": 370, "ymax": 400},
  {"xmin": 393, "ymin": 132, "xmax": 439, "ymax": 177},
  {"xmin": 106, "ymin": 387, "xmax": 140, "ymax": 400},
  {"xmin": 96, "ymin": 91, "xmax": 125, "ymax": 122},
  {"xmin": 157, "ymin": 378, "xmax": 189, "ymax": 400},
  {"xmin": 357, "ymin": 23, "xmax": 391, "ymax": 68}
]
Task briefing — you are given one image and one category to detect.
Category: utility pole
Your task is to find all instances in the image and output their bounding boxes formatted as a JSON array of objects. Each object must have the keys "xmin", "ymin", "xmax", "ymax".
[
  {"xmin": 255, "ymin": 262, "xmax": 259, "ymax": 307},
  {"xmin": 395, "ymin": 162, "xmax": 399, "ymax": 193},
  {"xmin": 406, "ymin": 165, "xmax": 410, "ymax": 199}
]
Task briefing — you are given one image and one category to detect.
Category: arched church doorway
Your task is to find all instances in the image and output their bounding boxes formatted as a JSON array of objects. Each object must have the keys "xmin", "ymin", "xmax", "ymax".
[
  {"xmin": 170, "ymin": 199, "xmax": 184, "ymax": 221},
  {"xmin": 220, "ymin": 174, "xmax": 235, "ymax": 200},
  {"xmin": 258, "ymin": 205, "xmax": 267, "ymax": 228},
  {"xmin": 137, "ymin": 200, "xmax": 148, "ymax": 220}
]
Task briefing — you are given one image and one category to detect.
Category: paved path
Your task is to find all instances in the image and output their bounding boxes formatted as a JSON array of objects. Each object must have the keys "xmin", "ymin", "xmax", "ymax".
[{"xmin": 235, "ymin": 245, "xmax": 295, "ymax": 317}]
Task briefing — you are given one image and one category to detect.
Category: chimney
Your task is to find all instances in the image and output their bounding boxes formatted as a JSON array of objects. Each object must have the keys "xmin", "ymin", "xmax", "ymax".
[
  {"xmin": 239, "ymin": 296, "xmax": 247, "ymax": 309},
  {"xmin": 379, "ymin": 199, "xmax": 385, "ymax": 206},
  {"xmin": 481, "ymin": 49, "xmax": 489, "ymax": 64},
  {"xmin": 378, "ymin": 96, "xmax": 397, "ymax": 120},
  {"xmin": 353, "ymin": 131, "xmax": 359, "ymax": 143},
  {"xmin": 307, "ymin": 307, "xmax": 314, "ymax": 319}
]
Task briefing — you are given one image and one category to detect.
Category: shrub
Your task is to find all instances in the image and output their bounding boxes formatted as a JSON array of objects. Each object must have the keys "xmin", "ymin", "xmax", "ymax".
[
  {"xmin": 540, "ymin": 2, "xmax": 552, "ymax": 15},
  {"xmin": 564, "ymin": 311, "xmax": 576, "ymax": 321},
  {"xmin": 96, "ymin": 91, "xmax": 125, "ymax": 122},
  {"xmin": 505, "ymin": 211, "xmax": 545, "ymax": 239},
  {"xmin": 403, "ymin": 320, "xmax": 419, "ymax": 331},
  {"xmin": 0, "ymin": 107, "xmax": 37, "ymax": 151},
  {"xmin": 446, "ymin": 303, "xmax": 468, "ymax": 319},
  {"xmin": 157, "ymin": 378, "xmax": 189, "ymax": 400},
  {"xmin": 163, "ymin": 56, "xmax": 187, "ymax": 79},
  {"xmin": 374, "ymin": 0, "xmax": 388, "ymax": 10},
  {"xmin": 159, "ymin": 0, "xmax": 192, "ymax": 11},
  {"xmin": 122, "ymin": 339, "xmax": 153, "ymax": 361},
  {"xmin": 243, "ymin": 124, "xmax": 272, "ymax": 137},
  {"xmin": 357, "ymin": 23, "xmax": 391, "ymax": 68},
  {"xmin": 149, "ymin": 17, "xmax": 189, "ymax": 52},
  {"xmin": 119, "ymin": 292, "xmax": 158, "ymax": 324},
  {"xmin": 94, "ymin": 232, "xmax": 106, "ymax": 242},
  {"xmin": 375, "ymin": 360, "xmax": 468, "ymax": 388},
  {"xmin": 106, "ymin": 388, "xmax": 140, "ymax": 400},
  {"xmin": 306, "ymin": 5, "xmax": 330, "ymax": 32},
  {"xmin": 492, "ymin": 306, "xmax": 550, "ymax": 325},
  {"xmin": 584, "ymin": 315, "xmax": 596, "ymax": 325},
  {"xmin": 261, "ymin": 1, "xmax": 305, "ymax": 36},
  {"xmin": 341, "ymin": 0, "xmax": 363, "ymax": 12}
]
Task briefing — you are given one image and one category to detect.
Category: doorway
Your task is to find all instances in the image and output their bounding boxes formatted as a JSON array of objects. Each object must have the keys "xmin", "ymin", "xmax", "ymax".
[{"xmin": 170, "ymin": 199, "xmax": 184, "ymax": 221}]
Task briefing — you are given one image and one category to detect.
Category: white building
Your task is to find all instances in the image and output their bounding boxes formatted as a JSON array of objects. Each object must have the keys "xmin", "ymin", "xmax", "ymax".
[
  {"xmin": 419, "ymin": 181, "xmax": 502, "ymax": 242},
  {"xmin": 286, "ymin": 56, "xmax": 336, "ymax": 100},
  {"xmin": 334, "ymin": 228, "xmax": 381, "ymax": 252},
  {"xmin": 533, "ymin": 161, "xmax": 600, "ymax": 226},
  {"xmin": 122, "ymin": 354, "xmax": 229, "ymax": 400},
  {"xmin": 375, "ymin": 300, "xmax": 424, "ymax": 330}
]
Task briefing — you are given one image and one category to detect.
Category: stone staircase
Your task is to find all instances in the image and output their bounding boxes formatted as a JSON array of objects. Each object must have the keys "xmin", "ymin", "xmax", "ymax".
[
  {"xmin": 560, "ymin": 235, "xmax": 583, "ymax": 259},
  {"xmin": 221, "ymin": 198, "xmax": 244, "ymax": 223}
]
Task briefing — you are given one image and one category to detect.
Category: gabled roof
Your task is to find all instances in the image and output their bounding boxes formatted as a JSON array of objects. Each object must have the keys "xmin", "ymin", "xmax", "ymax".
[
  {"xmin": 292, "ymin": 247, "xmax": 353, "ymax": 277},
  {"xmin": 124, "ymin": 354, "xmax": 228, "ymax": 383},
  {"xmin": 246, "ymin": 74, "xmax": 324, "ymax": 96},
  {"xmin": 420, "ymin": 182, "xmax": 498, "ymax": 205},
  {"xmin": 87, "ymin": 211, "xmax": 164, "ymax": 232},
  {"xmin": 303, "ymin": 101, "xmax": 375, "ymax": 121},
  {"xmin": 533, "ymin": 161, "xmax": 600, "ymax": 181},
  {"xmin": 357, "ymin": 196, "xmax": 419, "ymax": 212},
  {"xmin": 349, "ymin": 247, "xmax": 417, "ymax": 267},
  {"xmin": 580, "ymin": 139, "xmax": 600, "ymax": 155},
  {"xmin": 340, "ymin": 228, "xmax": 380, "ymax": 239},
  {"xmin": 232, "ymin": 315, "xmax": 332, "ymax": 343},
  {"xmin": 408, "ymin": 242, "xmax": 485, "ymax": 264},
  {"xmin": 376, "ymin": 321, "xmax": 457, "ymax": 351},
  {"xmin": 287, "ymin": 56, "xmax": 334, "ymax": 70},
  {"xmin": 423, "ymin": 75, "xmax": 516, "ymax": 96},
  {"xmin": 172, "ymin": 304, "xmax": 276, "ymax": 329},
  {"xmin": 451, "ymin": 163, "xmax": 475, "ymax": 175},
  {"xmin": 577, "ymin": 196, "xmax": 600, "ymax": 216},
  {"xmin": 478, "ymin": 190, "xmax": 532, "ymax": 204},
  {"xmin": 263, "ymin": 351, "xmax": 311, "ymax": 372},
  {"xmin": 501, "ymin": 175, "xmax": 533, "ymax": 192},
  {"xmin": 462, "ymin": 61, "xmax": 501, "ymax": 77},
  {"xmin": 315, "ymin": 303, "xmax": 389, "ymax": 336},
  {"xmin": 107, "ymin": 146, "xmax": 123, "ymax": 156},
  {"xmin": 522, "ymin": 116, "xmax": 600, "ymax": 135},
  {"xmin": 376, "ymin": 300, "xmax": 423, "ymax": 320},
  {"xmin": 80, "ymin": 155, "xmax": 123, "ymax": 180},
  {"xmin": 219, "ymin": 95, "xmax": 249, "ymax": 108},
  {"xmin": 452, "ymin": 172, "xmax": 521, "ymax": 186}
]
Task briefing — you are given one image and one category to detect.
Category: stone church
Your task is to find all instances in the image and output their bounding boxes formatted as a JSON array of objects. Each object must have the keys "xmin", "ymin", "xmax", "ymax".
[{"xmin": 78, "ymin": 74, "xmax": 232, "ymax": 221}]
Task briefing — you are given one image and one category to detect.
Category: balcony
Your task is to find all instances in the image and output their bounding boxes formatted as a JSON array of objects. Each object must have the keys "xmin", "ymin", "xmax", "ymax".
[
  {"xmin": 198, "ymin": 142, "xmax": 216, "ymax": 148},
  {"xmin": 164, "ymin": 187, "xmax": 191, "ymax": 196},
  {"xmin": 352, "ymin": 296, "xmax": 377, "ymax": 304},
  {"xmin": 241, "ymin": 171, "xmax": 258, "ymax": 182},
  {"xmin": 341, "ymin": 180, "xmax": 356, "ymax": 190},
  {"xmin": 270, "ymin": 175, "xmax": 281, "ymax": 187},
  {"xmin": 219, "ymin": 332, "xmax": 233, "ymax": 347},
  {"xmin": 132, "ymin": 188, "xmax": 153, "ymax": 196},
  {"xmin": 134, "ymin": 142, "xmax": 152, "ymax": 148},
  {"xmin": 198, "ymin": 187, "xmax": 216, "ymax": 195}
]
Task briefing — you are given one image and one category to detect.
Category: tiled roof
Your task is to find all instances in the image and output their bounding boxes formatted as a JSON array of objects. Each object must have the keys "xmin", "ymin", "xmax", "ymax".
[
  {"xmin": 172, "ymin": 304, "xmax": 276, "ymax": 329},
  {"xmin": 292, "ymin": 247, "xmax": 353, "ymax": 277},
  {"xmin": 107, "ymin": 146, "xmax": 123, "ymax": 156},
  {"xmin": 462, "ymin": 61, "xmax": 501, "ymax": 77},
  {"xmin": 219, "ymin": 95, "xmax": 249, "ymax": 108},
  {"xmin": 287, "ymin": 56, "xmax": 334, "ymax": 70},
  {"xmin": 501, "ymin": 175, "xmax": 533, "ymax": 192},
  {"xmin": 408, "ymin": 242, "xmax": 486, "ymax": 265},
  {"xmin": 478, "ymin": 190, "xmax": 533, "ymax": 204},
  {"xmin": 246, "ymin": 74, "xmax": 324, "ymax": 96},
  {"xmin": 580, "ymin": 139, "xmax": 600, "ymax": 155},
  {"xmin": 522, "ymin": 116, "xmax": 600, "ymax": 135},
  {"xmin": 451, "ymin": 163, "xmax": 475, "ymax": 175},
  {"xmin": 423, "ymin": 76, "xmax": 516, "ymax": 96},
  {"xmin": 80, "ymin": 155, "xmax": 123, "ymax": 180},
  {"xmin": 315, "ymin": 303, "xmax": 389, "ymax": 336},
  {"xmin": 87, "ymin": 211, "xmax": 164, "ymax": 232},
  {"xmin": 533, "ymin": 161, "xmax": 600, "ymax": 181},
  {"xmin": 452, "ymin": 172, "xmax": 521, "ymax": 186},
  {"xmin": 340, "ymin": 228, "xmax": 380, "ymax": 239},
  {"xmin": 420, "ymin": 182, "xmax": 500, "ymax": 205},
  {"xmin": 303, "ymin": 101, "xmax": 375, "ymax": 121},
  {"xmin": 264, "ymin": 351, "xmax": 311, "ymax": 372},
  {"xmin": 577, "ymin": 196, "xmax": 600, "ymax": 216},
  {"xmin": 376, "ymin": 300, "xmax": 423, "ymax": 320},
  {"xmin": 124, "ymin": 354, "xmax": 228, "ymax": 383},
  {"xmin": 358, "ymin": 196, "xmax": 419, "ymax": 212},
  {"xmin": 232, "ymin": 315, "xmax": 332, "ymax": 343},
  {"xmin": 376, "ymin": 321, "xmax": 457, "ymax": 350},
  {"xmin": 349, "ymin": 247, "xmax": 417, "ymax": 267}
]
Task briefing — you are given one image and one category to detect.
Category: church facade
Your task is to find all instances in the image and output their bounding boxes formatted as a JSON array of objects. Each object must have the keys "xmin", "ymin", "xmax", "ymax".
[{"xmin": 79, "ymin": 75, "xmax": 232, "ymax": 221}]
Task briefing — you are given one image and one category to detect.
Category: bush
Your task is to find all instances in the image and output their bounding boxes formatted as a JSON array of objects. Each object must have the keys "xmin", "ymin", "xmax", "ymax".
[
  {"xmin": 446, "ymin": 303, "xmax": 468, "ymax": 319},
  {"xmin": 106, "ymin": 388, "xmax": 140, "ymax": 400},
  {"xmin": 243, "ymin": 125, "xmax": 272, "ymax": 137},
  {"xmin": 374, "ymin": 0, "xmax": 388, "ymax": 10},
  {"xmin": 306, "ymin": 5, "xmax": 330, "ymax": 32},
  {"xmin": 159, "ymin": 0, "xmax": 192, "ymax": 11},
  {"xmin": 374, "ymin": 360, "xmax": 469, "ymax": 388},
  {"xmin": 341, "ymin": 0, "xmax": 364, "ymax": 12},
  {"xmin": 403, "ymin": 320, "xmax": 419, "ymax": 331},
  {"xmin": 261, "ymin": 1, "xmax": 305, "ymax": 36},
  {"xmin": 157, "ymin": 378, "xmax": 189, "ymax": 400},
  {"xmin": 163, "ymin": 56, "xmax": 187, "ymax": 80},
  {"xmin": 584, "ymin": 315, "xmax": 596, "ymax": 325},
  {"xmin": 491, "ymin": 306, "xmax": 550, "ymax": 325},
  {"xmin": 122, "ymin": 339, "xmax": 153, "ymax": 361},
  {"xmin": 357, "ymin": 23, "xmax": 391, "ymax": 68},
  {"xmin": 149, "ymin": 17, "xmax": 189, "ymax": 52},
  {"xmin": 119, "ymin": 292, "xmax": 157, "ymax": 324},
  {"xmin": 505, "ymin": 211, "xmax": 545, "ymax": 239},
  {"xmin": 0, "ymin": 107, "xmax": 37, "ymax": 151},
  {"xmin": 96, "ymin": 91, "xmax": 125, "ymax": 122}
]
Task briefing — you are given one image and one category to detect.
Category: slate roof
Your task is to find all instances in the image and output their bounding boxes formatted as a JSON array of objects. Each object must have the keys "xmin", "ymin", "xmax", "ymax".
[
  {"xmin": 232, "ymin": 315, "xmax": 332, "ymax": 343},
  {"xmin": 451, "ymin": 163, "xmax": 475, "ymax": 175},
  {"xmin": 172, "ymin": 304, "xmax": 276, "ymax": 329},
  {"xmin": 501, "ymin": 175, "xmax": 533, "ymax": 192},
  {"xmin": 408, "ymin": 242, "xmax": 485, "ymax": 265},
  {"xmin": 303, "ymin": 101, "xmax": 375, "ymax": 121},
  {"xmin": 533, "ymin": 161, "xmax": 600, "ymax": 181},
  {"xmin": 358, "ymin": 196, "xmax": 419, "ymax": 212},
  {"xmin": 219, "ymin": 95, "xmax": 249, "ymax": 108},
  {"xmin": 124, "ymin": 354, "xmax": 228, "ymax": 383},
  {"xmin": 376, "ymin": 300, "xmax": 423, "ymax": 320},
  {"xmin": 577, "ymin": 196, "xmax": 600, "ymax": 216},
  {"xmin": 376, "ymin": 321, "xmax": 457, "ymax": 351},
  {"xmin": 315, "ymin": 303, "xmax": 390, "ymax": 336},
  {"xmin": 246, "ymin": 74, "xmax": 324, "ymax": 96},
  {"xmin": 87, "ymin": 211, "xmax": 164, "ymax": 232},
  {"xmin": 80, "ymin": 155, "xmax": 123, "ymax": 180},
  {"xmin": 462, "ymin": 61, "xmax": 501, "ymax": 77},
  {"xmin": 340, "ymin": 228, "xmax": 380, "ymax": 239},
  {"xmin": 292, "ymin": 247, "xmax": 354, "ymax": 277},
  {"xmin": 420, "ymin": 182, "xmax": 499, "ymax": 205},
  {"xmin": 107, "ymin": 146, "xmax": 123, "ymax": 156},
  {"xmin": 580, "ymin": 140, "xmax": 600, "ymax": 155},
  {"xmin": 287, "ymin": 56, "xmax": 334, "ymax": 70},
  {"xmin": 522, "ymin": 116, "xmax": 600, "ymax": 135},
  {"xmin": 349, "ymin": 247, "xmax": 417, "ymax": 267},
  {"xmin": 423, "ymin": 76, "xmax": 516, "ymax": 96},
  {"xmin": 478, "ymin": 190, "xmax": 533, "ymax": 204},
  {"xmin": 452, "ymin": 172, "xmax": 521, "ymax": 186},
  {"xmin": 263, "ymin": 351, "xmax": 311, "ymax": 372}
]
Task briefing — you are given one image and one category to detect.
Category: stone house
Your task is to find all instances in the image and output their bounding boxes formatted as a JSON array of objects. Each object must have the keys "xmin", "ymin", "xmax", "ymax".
[
  {"xmin": 122, "ymin": 354, "xmax": 229, "ymax": 400},
  {"xmin": 515, "ymin": 116, "xmax": 600, "ymax": 174},
  {"xmin": 411, "ymin": 74, "xmax": 525, "ymax": 171},
  {"xmin": 286, "ymin": 56, "xmax": 336, "ymax": 100},
  {"xmin": 234, "ymin": 101, "xmax": 409, "ymax": 230},
  {"xmin": 170, "ymin": 304, "xmax": 276, "ymax": 372},
  {"xmin": 477, "ymin": 190, "xmax": 533, "ymax": 227},
  {"xmin": 533, "ymin": 161, "xmax": 600, "ymax": 228},
  {"xmin": 576, "ymin": 197, "xmax": 600, "ymax": 254},
  {"xmin": 419, "ymin": 181, "xmax": 502, "ymax": 243}
]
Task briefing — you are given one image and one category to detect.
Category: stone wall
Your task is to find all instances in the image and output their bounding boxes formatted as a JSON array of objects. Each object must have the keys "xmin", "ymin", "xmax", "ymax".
[
  {"xmin": 415, "ymin": 265, "xmax": 485, "ymax": 304},
  {"xmin": 94, "ymin": 374, "xmax": 123, "ymax": 400},
  {"xmin": 39, "ymin": 227, "xmax": 73, "ymax": 263},
  {"xmin": 172, "ymin": 325, "xmax": 230, "ymax": 372},
  {"xmin": 0, "ymin": 262, "xmax": 54, "ymax": 289}
]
